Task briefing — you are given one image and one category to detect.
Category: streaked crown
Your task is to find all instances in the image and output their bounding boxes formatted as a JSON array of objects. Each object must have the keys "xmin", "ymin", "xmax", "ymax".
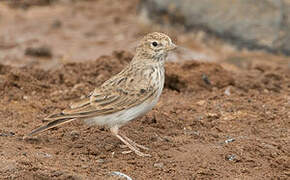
[{"xmin": 135, "ymin": 32, "xmax": 176, "ymax": 61}]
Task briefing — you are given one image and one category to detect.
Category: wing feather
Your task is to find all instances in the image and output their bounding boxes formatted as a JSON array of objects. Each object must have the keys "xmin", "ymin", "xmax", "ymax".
[{"xmin": 27, "ymin": 64, "xmax": 160, "ymax": 137}]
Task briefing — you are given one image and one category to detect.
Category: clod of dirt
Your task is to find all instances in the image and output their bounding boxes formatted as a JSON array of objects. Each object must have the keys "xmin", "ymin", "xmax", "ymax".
[
  {"xmin": 51, "ymin": 19, "xmax": 62, "ymax": 28},
  {"xmin": 25, "ymin": 46, "xmax": 52, "ymax": 58},
  {"xmin": 165, "ymin": 61, "xmax": 235, "ymax": 92},
  {"xmin": 234, "ymin": 64, "xmax": 289, "ymax": 93}
]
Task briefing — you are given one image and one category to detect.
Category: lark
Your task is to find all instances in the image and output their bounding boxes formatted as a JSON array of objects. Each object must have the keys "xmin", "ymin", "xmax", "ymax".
[{"xmin": 26, "ymin": 32, "xmax": 176, "ymax": 157}]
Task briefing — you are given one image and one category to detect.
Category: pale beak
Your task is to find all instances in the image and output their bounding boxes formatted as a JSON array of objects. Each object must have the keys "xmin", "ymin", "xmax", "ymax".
[{"xmin": 168, "ymin": 43, "xmax": 177, "ymax": 51}]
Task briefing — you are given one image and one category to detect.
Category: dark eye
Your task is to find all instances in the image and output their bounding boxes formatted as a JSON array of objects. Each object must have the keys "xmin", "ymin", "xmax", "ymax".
[{"xmin": 152, "ymin": 41, "xmax": 158, "ymax": 47}]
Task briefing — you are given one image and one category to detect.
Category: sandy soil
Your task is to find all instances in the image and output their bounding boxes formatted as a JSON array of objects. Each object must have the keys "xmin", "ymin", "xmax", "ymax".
[{"xmin": 0, "ymin": 0, "xmax": 289, "ymax": 179}]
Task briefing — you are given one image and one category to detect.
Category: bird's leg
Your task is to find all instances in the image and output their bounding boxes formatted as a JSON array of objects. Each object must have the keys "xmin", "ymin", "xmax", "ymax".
[
  {"xmin": 118, "ymin": 132, "xmax": 149, "ymax": 150},
  {"xmin": 110, "ymin": 126, "xmax": 151, "ymax": 157}
]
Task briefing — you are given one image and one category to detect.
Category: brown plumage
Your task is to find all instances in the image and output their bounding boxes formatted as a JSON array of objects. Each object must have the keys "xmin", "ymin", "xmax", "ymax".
[{"xmin": 27, "ymin": 32, "xmax": 176, "ymax": 157}]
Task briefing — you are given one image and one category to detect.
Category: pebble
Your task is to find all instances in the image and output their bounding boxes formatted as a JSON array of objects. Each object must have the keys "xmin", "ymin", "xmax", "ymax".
[
  {"xmin": 36, "ymin": 152, "xmax": 52, "ymax": 158},
  {"xmin": 153, "ymin": 162, "xmax": 164, "ymax": 168},
  {"xmin": 224, "ymin": 86, "xmax": 231, "ymax": 96},
  {"xmin": 51, "ymin": 170, "xmax": 63, "ymax": 177},
  {"xmin": 202, "ymin": 74, "xmax": 211, "ymax": 85},
  {"xmin": 196, "ymin": 100, "xmax": 206, "ymax": 106},
  {"xmin": 73, "ymin": 144, "xmax": 83, "ymax": 148},
  {"xmin": 70, "ymin": 130, "xmax": 80, "ymax": 141},
  {"xmin": 226, "ymin": 154, "xmax": 236, "ymax": 161},
  {"xmin": 110, "ymin": 172, "xmax": 132, "ymax": 180},
  {"xmin": 96, "ymin": 159, "xmax": 105, "ymax": 163},
  {"xmin": 225, "ymin": 138, "xmax": 235, "ymax": 144},
  {"xmin": 0, "ymin": 131, "xmax": 15, "ymax": 137},
  {"xmin": 70, "ymin": 131, "xmax": 79, "ymax": 136}
]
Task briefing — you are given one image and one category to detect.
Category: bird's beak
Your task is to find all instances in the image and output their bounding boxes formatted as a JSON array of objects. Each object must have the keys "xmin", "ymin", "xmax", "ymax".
[{"xmin": 168, "ymin": 43, "xmax": 177, "ymax": 51}]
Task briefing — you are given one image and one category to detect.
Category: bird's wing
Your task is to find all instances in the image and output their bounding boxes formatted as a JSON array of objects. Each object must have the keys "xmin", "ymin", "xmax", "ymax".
[
  {"xmin": 61, "ymin": 63, "xmax": 159, "ymax": 118},
  {"xmin": 61, "ymin": 78, "xmax": 157, "ymax": 118}
]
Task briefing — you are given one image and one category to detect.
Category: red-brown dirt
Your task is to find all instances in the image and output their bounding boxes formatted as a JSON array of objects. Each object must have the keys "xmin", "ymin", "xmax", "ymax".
[
  {"xmin": 0, "ymin": 0, "xmax": 289, "ymax": 179},
  {"xmin": 1, "ymin": 51, "xmax": 289, "ymax": 179}
]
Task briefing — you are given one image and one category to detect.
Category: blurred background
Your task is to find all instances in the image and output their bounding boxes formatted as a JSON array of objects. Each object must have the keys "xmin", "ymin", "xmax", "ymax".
[{"xmin": 0, "ymin": 0, "xmax": 289, "ymax": 69}]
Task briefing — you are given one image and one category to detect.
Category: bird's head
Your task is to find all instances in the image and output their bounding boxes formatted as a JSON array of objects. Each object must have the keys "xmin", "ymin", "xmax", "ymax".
[{"xmin": 135, "ymin": 32, "xmax": 176, "ymax": 62}]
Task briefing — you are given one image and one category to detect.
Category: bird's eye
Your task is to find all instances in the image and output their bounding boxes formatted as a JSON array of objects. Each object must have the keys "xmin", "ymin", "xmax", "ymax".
[{"xmin": 152, "ymin": 41, "xmax": 158, "ymax": 47}]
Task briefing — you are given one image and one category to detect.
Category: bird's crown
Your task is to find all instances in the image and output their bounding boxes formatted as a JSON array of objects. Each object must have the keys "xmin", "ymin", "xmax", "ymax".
[{"xmin": 135, "ymin": 32, "xmax": 176, "ymax": 61}]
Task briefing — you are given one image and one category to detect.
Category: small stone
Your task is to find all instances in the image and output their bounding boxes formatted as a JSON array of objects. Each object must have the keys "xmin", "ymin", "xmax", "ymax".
[
  {"xmin": 225, "ymin": 154, "xmax": 240, "ymax": 162},
  {"xmin": 153, "ymin": 162, "xmax": 164, "ymax": 168},
  {"xmin": 225, "ymin": 138, "xmax": 235, "ymax": 144},
  {"xmin": 196, "ymin": 116, "xmax": 203, "ymax": 121},
  {"xmin": 224, "ymin": 86, "xmax": 231, "ymax": 96},
  {"xmin": 70, "ymin": 131, "xmax": 79, "ymax": 136},
  {"xmin": 96, "ymin": 159, "xmax": 105, "ymax": 163},
  {"xmin": 0, "ymin": 131, "xmax": 15, "ymax": 137},
  {"xmin": 226, "ymin": 154, "xmax": 236, "ymax": 161},
  {"xmin": 207, "ymin": 113, "xmax": 219, "ymax": 118},
  {"xmin": 36, "ymin": 152, "xmax": 52, "ymax": 158},
  {"xmin": 70, "ymin": 130, "xmax": 80, "ymax": 141},
  {"xmin": 51, "ymin": 170, "xmax": 63, "ymax": 177},
  {"xmin": 73, "ymin": 144, "xmax": 83, "ymax": 148},
  {"xmin": 81, "ymin": 165, "xmax": 88, "ymax": 169},
  {"xmin": 110, "ymin": 172, "xmax": 132, "ymax": 180},
  {"xmin": 202, "ymin": 74, "xmax": 211, "ymax": 85},
  {"xmin": 196, "ymin": 100, "xmax": 206, "ymax": 106}
]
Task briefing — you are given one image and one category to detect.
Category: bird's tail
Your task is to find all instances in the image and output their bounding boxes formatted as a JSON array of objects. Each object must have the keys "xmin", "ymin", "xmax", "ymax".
[
  {"xmin": 25, "ymin": 96, "xmax": 105, "ymax": 138},
  {"xmin": 26, "ymin": 113, "xmax": 79, "ymax": 137}
]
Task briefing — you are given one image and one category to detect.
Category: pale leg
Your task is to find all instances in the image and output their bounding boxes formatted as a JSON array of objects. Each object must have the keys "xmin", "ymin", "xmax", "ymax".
[
  {"xmin": 110, "ymin": 126, "xmax": 151, "ymax": 157},
  {"xmin": 119, "ymin": 132, "xmax": 149, "ymax": 150}
]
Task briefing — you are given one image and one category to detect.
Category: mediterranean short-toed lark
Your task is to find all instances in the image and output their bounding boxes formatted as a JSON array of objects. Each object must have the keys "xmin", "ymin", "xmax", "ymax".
[{"xmin": 27, "ymin": 32, "xmax": 176, "ymax": 157}]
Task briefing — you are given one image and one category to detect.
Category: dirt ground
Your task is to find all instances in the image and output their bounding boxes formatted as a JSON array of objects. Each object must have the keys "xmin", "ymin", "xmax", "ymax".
[{"xmin": 0, "ymin": 0, "xmax": 289, "ymax": 179}]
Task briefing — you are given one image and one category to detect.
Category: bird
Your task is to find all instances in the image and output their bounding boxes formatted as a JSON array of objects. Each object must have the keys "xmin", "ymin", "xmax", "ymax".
[{"xmin": 26, "ymin": 32, "xmax": 176, "ymax": 157}]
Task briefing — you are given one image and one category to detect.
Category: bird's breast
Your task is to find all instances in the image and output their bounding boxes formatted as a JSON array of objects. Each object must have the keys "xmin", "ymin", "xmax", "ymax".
[{"xmin": 143, "ymin": 65, "xmax": 164, "ymax": 88}]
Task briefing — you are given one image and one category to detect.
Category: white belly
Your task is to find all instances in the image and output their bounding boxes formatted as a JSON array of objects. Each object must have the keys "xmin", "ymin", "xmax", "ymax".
[{"xmin": 84, "ymin": 92, "xmax": 161, "ymax": 128}]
